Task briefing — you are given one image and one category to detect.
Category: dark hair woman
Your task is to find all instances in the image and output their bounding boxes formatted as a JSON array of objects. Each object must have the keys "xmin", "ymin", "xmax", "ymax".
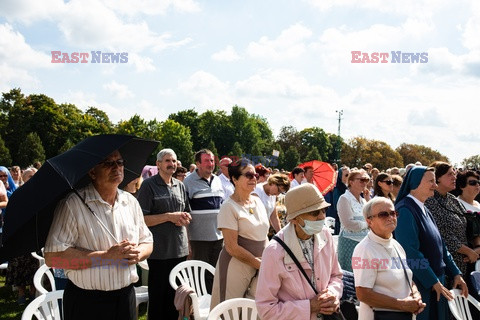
[{"xmin": 374, "ymin": 173, "xmax": 395, "ymax": 202}]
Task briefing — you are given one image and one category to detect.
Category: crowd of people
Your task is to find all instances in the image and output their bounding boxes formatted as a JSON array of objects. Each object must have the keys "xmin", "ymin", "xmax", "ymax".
[{"xmin": 2, "ymin": 149, "xmax": 480, "ymax": 320}]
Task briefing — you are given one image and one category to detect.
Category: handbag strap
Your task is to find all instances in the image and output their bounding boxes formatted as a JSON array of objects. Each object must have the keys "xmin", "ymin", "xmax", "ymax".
[
  {"xmin": 392, "ymin": 245, "xmax": 414, "ymax": 296},
  {"xmin": 273, "ymin": 235, "xmax": 318, "ymax": 295}
]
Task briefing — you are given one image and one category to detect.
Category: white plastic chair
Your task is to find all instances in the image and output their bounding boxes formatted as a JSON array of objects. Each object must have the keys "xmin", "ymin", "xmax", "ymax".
[
  {"xmin": 475, "ymin": 260, "xmax": 480, "ymax": 271},
  {"xmin": 31, "ymin": 250, "xmax": 45, "ymax": 267},
  {"xmin": 324, "ymin": 217, "xmax": 335, "ymax": 234},
  {"xmin": 33, "ymin": 264, "xmax": 56, "ymax": 294},
  {"xmin": 448, "ymin": 288, "xmax": 480, "ymax": 320},
  {"xmin": 207, "ymin": 298, "xmax": 259, "ymax": 320},
  {"xmin": 21, "ymin": 290, "xmax": 64, "ymax": 320},
  {"xmin": 169, "ymin": 260, "xmax": 215, "ymax": 320}
]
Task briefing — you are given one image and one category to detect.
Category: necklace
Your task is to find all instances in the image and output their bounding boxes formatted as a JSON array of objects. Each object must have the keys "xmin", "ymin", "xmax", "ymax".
[{"xmin": 232, "ymin": 195, "xmax": 254, "ymax": 214}]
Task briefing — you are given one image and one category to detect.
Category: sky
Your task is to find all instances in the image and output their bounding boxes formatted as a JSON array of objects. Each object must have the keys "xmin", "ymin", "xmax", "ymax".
[{"xmin": 0, "ymin": 0, "xmax": 479, "ymax": 166}]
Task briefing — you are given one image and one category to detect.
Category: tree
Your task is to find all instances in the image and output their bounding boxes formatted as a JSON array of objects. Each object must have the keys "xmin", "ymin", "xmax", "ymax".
[
  {"xmin": 230, "ymin": 142, "xmax": 243, "ymax": 158},
  {"xmin": 282, "ymin": 146, "xmax": 301, "ymax": 171},
  {"xmin": 0, "ymin": 135, "xmax": 12, "ymax": 166},
  {"xmin": 305, "ymin": 146, "xmax": 321, "ymax": 162},
  {"xmin": 115, "ymin": 114, "xmax": 149, "ymax": 137},
  {"xmin": 207, "ymin": 140, "xmax": 219, "ymax": 160},
  {"xmin": 59, "ymin": 139, "xmax": 75, "ymax": 153},
  {"xmin": 168, "ymin": 109, "xmax": 200, "ymax": 150},
  {"xmin": 16, "ymin": 132, "xmax": 45, "ymax": 167},
  {"xmin": 276, "ymin": 126, "xmax": 301, "ymax": 154},
  {"xmin": 326, "ymin": 133, "xmax": 344, "ymax": 164},
  {"xmin": 159, "ymin": 120, "xmax": 193, "ymax": 165},
  {"xmin": 342, "ymin": 137, "xmax": 403, "ymax": 171},
  {"xmin": 299, "ymin": 127, "xmax": 331, "ymax": 161},
  {"xmin": 462, "ymin": 155, "xmax": 480, "ymax": 169},
  {"xmin": 198, "ymin": 110, "xmax": 233, "ymax": 156},
  {"xmin": 396, "ymin": 143, "xmax": 449, "ymax": 167}
]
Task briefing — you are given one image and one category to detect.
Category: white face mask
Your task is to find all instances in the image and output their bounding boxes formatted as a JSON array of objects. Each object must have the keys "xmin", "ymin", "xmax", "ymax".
[{"xmin": 299, "ymin": 218, "xmax": 325, "ymax": 235}]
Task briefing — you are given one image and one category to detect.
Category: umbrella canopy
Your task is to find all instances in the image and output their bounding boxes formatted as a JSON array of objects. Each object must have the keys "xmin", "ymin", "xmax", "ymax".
[
  {"xmin": 297, "ymin": 160, "xmax": 337, "ymax": 195},
  {"xmin": 0, "ymin": 134, "xmax": 159, "ymax": 263}
]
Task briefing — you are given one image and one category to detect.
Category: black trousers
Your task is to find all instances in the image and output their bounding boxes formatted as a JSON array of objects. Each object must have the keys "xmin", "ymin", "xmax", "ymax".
[
  {"xmin": 63, "ymin": 280, "xmax": 136, "ymax": 320},
  {"xmin": 147, "ymin": 257, "xmax": 187, "ymax": 320},
  {"xmin": 190, "ymin": 240, "xmax": 223, "ymax": 293}
]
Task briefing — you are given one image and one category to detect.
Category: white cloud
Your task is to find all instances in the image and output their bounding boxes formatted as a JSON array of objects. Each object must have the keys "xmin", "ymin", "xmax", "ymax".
[
  {"xmin": 211, "ymin": 45, "xmax": 241, "ymax": 62},
  {"xmin": 247, "ymin": 23, "xmax": 313, "ymax": 61},
  {"xmin": 103, "ymin": 81, "xmax": 134, "ymax": 99},
  {"xmin": 103, "ymin": 0, "xmax": 201, "ymax": 16},
  {"xmin": 178, "ymin": 71, "xmax": 233, "ymax": 109},
  {"xmin": 0, "ymin": 0, "xmax": 64, "ymax": 24},
  {"xmin": 407, "ymin": 108, "xmax": 447, "ymax": 127},
  {"xmin": 128, "ymin": 53, "xmax": 156, "ymax": 72}
]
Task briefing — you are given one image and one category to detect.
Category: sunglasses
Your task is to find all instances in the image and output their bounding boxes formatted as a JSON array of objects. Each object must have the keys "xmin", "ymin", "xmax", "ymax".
[
  {"xmin": 369, "ymin": 210, "xmax": 399, "ymax": 219},
  {"xmin": 0, "ymin": 174, "xmax": 7, "ymax": 178},
  {"xmin": 355, "ymin": 178, "xmax": 370, "ymax": 183},
  {"xmin": 467, "ymin": 180, "xmax": 480, "ymax": 186},
  {"xmin": 242, "ymin": 172, "xmax": 259, "ymax": 180},
  {"xmin": 381, "ymin": 180, "xmax": 393, "ymax": 185},
  {"xmin": 101, "ymin": 159, "xmax": 126, "ymax": 168}
]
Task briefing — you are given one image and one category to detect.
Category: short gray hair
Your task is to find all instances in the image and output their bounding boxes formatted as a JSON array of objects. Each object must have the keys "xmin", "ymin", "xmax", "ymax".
[
  {"xmin": 362, "ymin": 197, "xmax": 393, "ymax": 220},
  {"xmin": 157, "ymin": 148, "xmax": 177, "ymax": 161}
]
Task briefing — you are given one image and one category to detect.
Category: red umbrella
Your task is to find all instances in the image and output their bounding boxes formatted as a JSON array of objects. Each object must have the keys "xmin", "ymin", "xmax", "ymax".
[{"xmin": 298, "ymin": 160, "xmax": 337, "ymax": 195}]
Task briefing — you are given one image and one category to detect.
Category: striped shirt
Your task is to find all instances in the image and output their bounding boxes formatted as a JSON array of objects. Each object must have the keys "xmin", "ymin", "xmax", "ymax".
[
  {"xmin": 44, "ymin": 184, "xmax": 153, "ymax": 291},
  {"xmin": 183, "ymin": 170, "xmax": 224, "ymax": 241}
]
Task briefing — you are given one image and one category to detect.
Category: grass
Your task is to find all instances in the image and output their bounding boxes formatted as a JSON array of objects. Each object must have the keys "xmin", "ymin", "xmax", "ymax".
[
  {"xmin": 0, "ymin": 274, "xmax": 148, "ymax": 320},
  {"xmin": 0, "ymin": 275, "xmax": 24, "ymax": 320}
]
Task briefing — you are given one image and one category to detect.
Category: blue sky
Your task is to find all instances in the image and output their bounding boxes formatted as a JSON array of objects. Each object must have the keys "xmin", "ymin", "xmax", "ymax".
[{"xmin": 1, "ymin": 0, "xmax": 479, "ymax": 166}]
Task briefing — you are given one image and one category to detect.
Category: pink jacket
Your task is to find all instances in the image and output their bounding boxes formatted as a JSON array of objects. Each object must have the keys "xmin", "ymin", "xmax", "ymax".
[{"xmin": 255, "ymin": 223, "xmax": 343, "ymax": 320}]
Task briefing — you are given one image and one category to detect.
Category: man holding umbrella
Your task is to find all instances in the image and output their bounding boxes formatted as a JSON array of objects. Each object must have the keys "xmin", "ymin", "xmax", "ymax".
[{"xmin": 44, "ymin": 150, "xmax": 153, "ymax": 320}]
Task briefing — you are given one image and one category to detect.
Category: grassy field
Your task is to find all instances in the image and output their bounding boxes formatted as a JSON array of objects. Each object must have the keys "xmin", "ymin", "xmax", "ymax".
[{"xmin": 0, "ymin": 275, "xmax": 148, "ymax": 320}]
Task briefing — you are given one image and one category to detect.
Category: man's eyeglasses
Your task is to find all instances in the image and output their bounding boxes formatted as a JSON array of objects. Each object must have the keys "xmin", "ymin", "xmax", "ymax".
[
  {"xmin": 242, "ymin": 172, "xmax": 259, "ymax": 180},
  {"xmin": 381, "ymin": 180, "xmax": 394, "ymax": 185},
  {"xmin": 101, "ymin": 159, "xmax": 126, "ymax": 168},
  {"xmin": 468, "ymin": 180, "xmax": 480, "ymax": 186},
  {"xmin": 369, "ymin": 211, "xmax": 399, "ymax": 219}
]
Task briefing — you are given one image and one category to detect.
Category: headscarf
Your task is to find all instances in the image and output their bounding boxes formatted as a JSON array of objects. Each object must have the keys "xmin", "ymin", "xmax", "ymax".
[
  {"xmin": 0, "ymin": 166, "xmax": 17, "ymax": 197},
  {"xmin": 333, "ymin": 167, "xmax": 347, "ymax": 208},
  {"xmin": 395, "ymin": 166, "xmax": 427, "ymax": 204}
]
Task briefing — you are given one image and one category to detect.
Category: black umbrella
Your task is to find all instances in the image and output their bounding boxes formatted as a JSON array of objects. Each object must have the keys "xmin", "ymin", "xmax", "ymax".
[{"xmin": 0, "ymin": 134, "xmax": 159, "ymax": 263}]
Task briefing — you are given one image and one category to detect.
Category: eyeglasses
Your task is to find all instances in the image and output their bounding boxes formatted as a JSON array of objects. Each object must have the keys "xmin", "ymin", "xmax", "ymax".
[
  {"xmin": 381, "ymin": 180, "xmax": 393, "ymax": 185},
  {"xmin": 355, "ymin": 178, "xmax": 370, "ymax": 183},
  {"xmin": 369, "ymin": 211, "xmax": 399, "ymax": 219},
  {"xmin": 467, "ymin": 180, "xmax": 480, "ymax": 186},
  {"xmin": 242, "ymin": 172, "xmax": 259, "ymax": 180},
  {"xmin": 100, "ymin": 159, "xmax": 126, "ymax": 168},
  {"xmin": 0, "ymin": 174, "xmax": 7, "ymax": 178}
]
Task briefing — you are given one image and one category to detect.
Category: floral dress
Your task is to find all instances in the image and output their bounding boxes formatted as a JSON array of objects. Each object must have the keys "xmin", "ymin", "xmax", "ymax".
[{"xmin": 425, "ymin": 190, "xmax": 468, "ymax": 275}]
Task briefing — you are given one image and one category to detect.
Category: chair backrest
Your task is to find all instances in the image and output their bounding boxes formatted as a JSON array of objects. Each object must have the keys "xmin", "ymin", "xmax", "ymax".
[
  {"xmin": 448, "ymin": 289, "xmax": 480, "ymax": 320},
  {"xmin": 475, "ymin": 260, "xmax": 480, "ymax": 272},
  {"xmin": 31, "ymin": 249, "xmax": 45, "ymax": 267},
  {"xmin": 169, "ymin": 260, "xmax": 215, "ymax": 298},
  {"xmin": 207, "ymin": 298, "xmax": 258, "ymax": 320},
  {"xmin": 21, "ymin": 290, "xmax": 64, "ymax": 320},
  {"xmin": 324, "ymin": 217, "xmax": 335, "ymax": 234},
  {"xmin": 34, "ymin": 264, "xmax": 56, "ymax": 295}
]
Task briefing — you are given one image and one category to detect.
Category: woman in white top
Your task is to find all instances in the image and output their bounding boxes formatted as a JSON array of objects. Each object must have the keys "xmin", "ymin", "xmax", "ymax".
[
  {"xmin": 337, "ymin": 169, "xmax": 370, "ymax": 271},
  {"xmin": 210, "ymin": 159, "xmax": 270, "ymax": 309},
  {"xmin": 353, "ymin": 197, "xmax": 425, "ymax": 320},
  {"xmin": 455, "ymin": 170, "xmax": 480, "ymax": 250},
  {"xmin": 252, "ymin": 173, "xmax": 290, "ymax": 233}
]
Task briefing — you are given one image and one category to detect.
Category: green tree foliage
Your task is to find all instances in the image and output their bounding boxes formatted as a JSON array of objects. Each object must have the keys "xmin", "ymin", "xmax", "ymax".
[
  {"xmin": 305, "ymin": 146, "xmax": 321, "ymax": 162},
  {"xmin": 276, "ymin": 126, "xmax": 301, "ymax": 154},
  {"xmin": 396, "ymin": 143, "xmax": 449, "ymax": 167},
  {"xmin": 299, "ymin": 127, "xmax": 331, "ymax": 162},
  {"xmin": 326, "ymin": 133, "xmax": 343, "ymax": 164},
  {"xmin": 230, "ymin": 142, "xmax": 243, "ymax": 158},
  {"xmin": 168, "ymin": 109, "xmax": 201, "ymax": 151},
  {"xmin": 59, "ymin": 139, "xmax": 75, "ymax": 154},
  {"xmin": 207, "ymin": 140, "xmax": 219, "ymax": 160},
  {"xmin": 198, "ymin": 110, "xmax": 234, "ymax": 156},
  {"xmin": 16, "ymin": 132, "xmax": 45, "ymax": 167},
  {"xmin": 0, "ymin": 135, "xmax": 12, "ymax": 166},
  {"xmin": 282, "ymin": 146, "xmax": 301, "ymax": 171},
  {"xmin": 342, "ymin": 137, "xmax": 403, "ymax": 171},
  {"xmin": 159, "ymin": 120, "xmax": 193, "ymax": 165},
  {"xmin": 462, "ymin": 155, "xmax": 480, "ymax": 169}
]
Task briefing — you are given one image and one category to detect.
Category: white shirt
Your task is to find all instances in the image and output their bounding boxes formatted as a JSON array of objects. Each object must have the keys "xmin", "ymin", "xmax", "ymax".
[
  {"xmin": 407, "ymin": 194, "xmax": 426, "ymax": 216},
  {"xmin": 45, "ymin": 184, "xmax": 153, "ymax": 291},
  {"xmin": 290, "ymin": 179, "xmax": 303, "ymax": 189},
  {"xmin": 252, "ymin": 183, "xmax": 276, "ymax": 217},
  {"xmin": 337, "ymin": 190, "xmax": 368, "ymax": 241},
  {"xmin": 353, "ymin": 231, "xmax": 413, "ymax": 320},
  {"xmin": 457, "ymin": 197, "xmax": 480, "ymax": 212},
  {"xmin": 218, "ymin": 173, "xmax": 234, "ymax": 200}
]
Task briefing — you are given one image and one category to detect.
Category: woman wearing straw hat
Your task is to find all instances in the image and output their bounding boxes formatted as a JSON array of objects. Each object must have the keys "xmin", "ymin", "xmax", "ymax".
[{"xmin": 255, "ymin": 184, "xmax": 343, "ymax": 320}]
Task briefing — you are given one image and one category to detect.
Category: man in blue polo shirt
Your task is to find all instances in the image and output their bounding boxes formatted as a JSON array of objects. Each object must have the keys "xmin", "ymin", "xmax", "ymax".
[{"xmin": 183, "ymin": 149, "xmax": 224, "ymax": 271}]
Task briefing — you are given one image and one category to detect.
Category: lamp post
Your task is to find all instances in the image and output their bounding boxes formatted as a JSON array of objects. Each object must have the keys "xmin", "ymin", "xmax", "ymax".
[{"xmin": 335, "ymin": 110, "xmax": 343, "ymax": 166}]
